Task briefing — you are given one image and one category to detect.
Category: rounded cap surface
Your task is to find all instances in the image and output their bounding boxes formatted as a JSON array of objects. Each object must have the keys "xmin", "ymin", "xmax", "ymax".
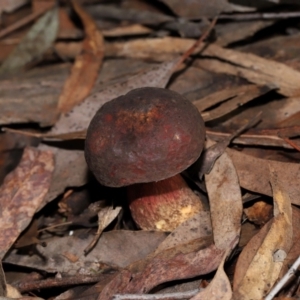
[{"xmin": 85, "ymin": 87, "xmax": 205, "ymax": 187}]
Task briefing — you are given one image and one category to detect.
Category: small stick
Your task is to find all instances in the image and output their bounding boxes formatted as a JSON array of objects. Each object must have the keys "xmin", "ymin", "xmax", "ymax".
[
  {"xmin": 113, "ymin": 288, "xmax": 201, "ymax": 300},
  {"xmin": 172, "ymin": 16, "xmax": 218, "ymax": 72},
  {"xmin": 13, "ymin": 273, "xmax": 116, "ymax": 293},
  {"xmin": 265, "ymin": 255, "xmax": 300, "ymax": 300}
]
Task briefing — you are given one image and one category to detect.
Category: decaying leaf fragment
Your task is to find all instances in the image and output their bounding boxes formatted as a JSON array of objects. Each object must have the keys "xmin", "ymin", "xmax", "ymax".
[
  {"xmin": 232, "ymin": 165, "xmax": 293, "ymax": 300},
  {"xmin": 0, "ymin": 147, "xmax": 54, "ymax": 259},
  {"xmin": 205, "ymin": 144, "xmax": 243, "ymax": 250},
  {"xmin": 57, "ymin": 1, "xmax": 104, "ymax": 113}
]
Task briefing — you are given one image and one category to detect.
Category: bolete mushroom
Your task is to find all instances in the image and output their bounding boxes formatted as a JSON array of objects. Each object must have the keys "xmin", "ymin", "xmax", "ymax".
[{"xmin": 85, "ymin": 87, "xmax": 206, "ymax": 231}]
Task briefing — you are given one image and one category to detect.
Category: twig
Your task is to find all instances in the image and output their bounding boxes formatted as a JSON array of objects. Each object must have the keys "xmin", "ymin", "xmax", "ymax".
[
  {"xmin": 112, "ymin": 289, "xmax": 201, "ymax": 300},
  {"xmin": 282, "ymin": 138, "xmax": 300, "ymax": 152},
  {"xmin": 219, "ymin": 11, "xmax": 300, "ymax": 21},
  {"xmin": 173, "ymin": 16, "xmax": 218, "ymax": 71},
  {"xmin": 265, "ymin": 255, "xmax": 300, "ymax": 300},
  {"xmin": 13, "ymin": 272, "xmax": 117, "ymax": 293}
]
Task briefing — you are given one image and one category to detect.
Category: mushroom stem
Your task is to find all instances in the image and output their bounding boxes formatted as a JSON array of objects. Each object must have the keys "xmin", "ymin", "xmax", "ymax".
[{"xmin": 127, "ymin": 174, "xmax": 204, "ymax": 231}]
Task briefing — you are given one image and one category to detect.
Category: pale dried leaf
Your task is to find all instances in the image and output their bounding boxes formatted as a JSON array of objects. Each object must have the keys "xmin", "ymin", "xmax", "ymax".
[
  {"xmin": 232, "ymin": 165, "xmax": 293, "ymax": 300},
  {"xmin": 0, "ymin": 147, "xmax": 54, "ymax": 259},
  {"xmin": 205, "ymin": 148, "xmax": 243, "ymax": 250}
]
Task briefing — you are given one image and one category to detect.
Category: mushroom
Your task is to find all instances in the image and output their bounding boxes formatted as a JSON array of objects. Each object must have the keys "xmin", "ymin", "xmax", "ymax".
[{"xmin": 85, "ymin": 87, "xmax": 206, "ymax": 231}]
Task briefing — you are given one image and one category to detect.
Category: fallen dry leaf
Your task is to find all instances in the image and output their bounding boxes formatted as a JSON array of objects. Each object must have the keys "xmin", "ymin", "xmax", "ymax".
[
  {"xmin": 228, "ymin": 148, "xmax": 300, "ymax": 206},
  {"xmin": 104, "ymin": 37, "xmax": 300, "ymax": 97},
  {"xmin": 0, "ymin": 7, "xmax": 59, "ymax": 75},
  {"xmin": 0, "ymin": 147, "xmax": 54, "ymax": 259},
  {"xmin": 154, "ymin": 211, "xmax": 212, "ymax": 253},
  {"xmin": 191, "ymin": 250, "xmax": 232, "ymax": 300},
  {"xmin": 205, "ymin": 144, "xmax": 243, "ymax": 250},
  {"xmin": 5, "ymin": 230, "xmax": 167, "ymax": 274},
  {"xmin": 57, "ymin": 1, "xmax": 104, "ymax": 113},
  {"xmin": 84, "ymin": 205, "xmax": 122, "ymax": 254},
  {"xmin": 198, "ymin": 43, "xmax": 300, "ymax": 97},
  {"xmin": 98, "ymin": 239, "xmax": 224, "ymax": 300},
  {"xmin": 200, "ymin": 85, "xmax": 271, "ymax": 122},
  {"xmin": 279, "ymin": 206, "xmax": 300, "ymax": 278},
  {"xmin": 232, "ymin": 165, "xmax": 293, "ymax": 300}
]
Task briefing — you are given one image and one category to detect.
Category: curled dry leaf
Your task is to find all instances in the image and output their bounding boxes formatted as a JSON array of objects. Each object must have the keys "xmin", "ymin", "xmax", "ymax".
[
  {"xmin": 0, "ymin": 147, "xmax": 54, "ymax": 259},
  {"xmin": 228, "ymin": 148, "xmax": 300, "ymax": 206},
  {"xmin": 57, "ymin": 1, "xmax": 104, "ymax": 113},
  {"xmin": 205, "ymin": 145, "xmax": 243, "ymax": 250},
  {"xmin": 232, "ymin": 164, "xmax": 293, "ymax": 300}
]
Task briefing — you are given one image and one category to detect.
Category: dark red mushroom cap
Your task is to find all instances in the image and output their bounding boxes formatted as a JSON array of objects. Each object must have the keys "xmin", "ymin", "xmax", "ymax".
[{"xmin": 85, "ymin": 87, "xmax": 205, "ymax": 187}]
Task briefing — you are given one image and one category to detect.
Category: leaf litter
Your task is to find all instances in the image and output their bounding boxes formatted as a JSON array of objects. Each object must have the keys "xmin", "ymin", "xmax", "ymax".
[{"xmin": 0, "ymin": 1, "xmax": 300, "ymax": 299}]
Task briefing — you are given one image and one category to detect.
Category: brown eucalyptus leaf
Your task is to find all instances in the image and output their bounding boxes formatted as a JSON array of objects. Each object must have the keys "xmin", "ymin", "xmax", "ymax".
[
  {"xmin": 154, "ymin": 212, "xmax": 212, "ymax": 253},
  {"xmin": 191, "ymin": 251, "xmax": 232, "ymax": 300},
  {"xmin": 98, "ymin": 239, "xmax": 224, "ymax": 300},
  {"xmin": 233, "ymin": 165, "xmax": 293, "ymax": 300},
  {"xmin": 0, "ymin": 147, "xmax": 54, "ymax": 259},
  {"xmin": 57, "ymin": 2, "xmax": 104, "ymax": 113},
  {"xmin": 4, "ymin": 231, "xmax": 167, "ymax": 274},
  {"xmin": 198, "ymin": 44, "xmax": 300, "ymax": 97},
  {"xmin": 228, "ymin": 148, "xmax": 300, "ymax": 205},
  {"xmin": 205, "ymin": 149, "xmax": 243, "ymax": 250}
]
